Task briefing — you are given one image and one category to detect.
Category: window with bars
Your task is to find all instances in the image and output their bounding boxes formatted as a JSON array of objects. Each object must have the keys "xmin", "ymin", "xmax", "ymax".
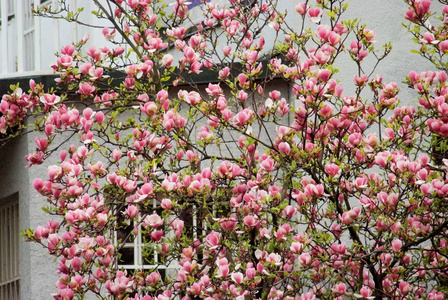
[
  {"xmin": 115, "ymin": 197, "xmax": 181, "ymax": 280},
  {"xmin": 0, "ymin": 193, "xmax": 20, "ymax": 300},
  {"xmin": 115, "ymin": 195, "xmax": 207, "ymax": 289}
]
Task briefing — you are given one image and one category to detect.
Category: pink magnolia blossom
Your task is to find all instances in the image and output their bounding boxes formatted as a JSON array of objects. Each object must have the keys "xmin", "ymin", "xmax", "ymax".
[
  {"xmin": 171, "ymin": 219, "xmax": 184, "ymax": 238},
  {"xmin": 439, "ymin": 40, "xmax": 448, "ymax": 53},
  {"xmin": 40, "ymin": 94, "xmax": 61, "ymax": 106},
  {"xmin": 86, "ymin": 46, "xmax": 101, "ymax": 61},
  {"xmin": 392, "ymin": 239, "xmax": 403, "ymax": 253},
  {"xmin": 161, "ymin": 198, "xmax": 173, "ymax": 210},
  {"xmin": 295, "ymin": 2, "xmax": 307, "ymax": 15},
  {"xmin": 61, "ymin": 44, "xmax": 76, "ymax": 56},
  {"xmin": 15, "ymin": 2, "xmax": 448, "ymax": 299},
  {"xmin": 58, "ymin": 55, "xmax": 74, "ymax": 68},
  {"xmin": 307, "ymin": 7, "xmax": 322, "ymax": 23},
  {"xmin": 220, "ymin": 215, "xmax": 237, "ymax": 231},
  {"xmin": 216, "ymin": 262, "xmax": 229, "ymax": 278},
  {"xmin": 243, "ymin": 215, "xmax": 259, "ymax": 228},
  {"xmin": 231, "ymin": 272, "xmax": 244, "ymax": 284},
  {"xmin": 332, "ymin": 283, "xmax": 349, "ymax": 295},
  {"xmin": 298, "ymin": 253, "xmax": 311, "ymax": 266},
  {"xmin": 34, "ymin": 226, "xmax": 50, "ymax": 240},
  {"xmin": 78, "ymin": 83, "xmax": 96, "ymax": 95},
  {"xmin": 124, "ymin": 205, "xmax": 139, "ymax": 219},
  {"xmin": 143, "ymin": 214, "xmax": 163, "ymax": 228},
  {"xmin": 150, "ymin": 230, "xmax": 164, "ymax": 242}
]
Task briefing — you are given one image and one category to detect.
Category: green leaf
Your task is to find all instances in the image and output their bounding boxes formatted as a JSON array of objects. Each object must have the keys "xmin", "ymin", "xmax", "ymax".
[{"xmin": 327, "ymin": 10, "xmax": 336, "ymax": 19}]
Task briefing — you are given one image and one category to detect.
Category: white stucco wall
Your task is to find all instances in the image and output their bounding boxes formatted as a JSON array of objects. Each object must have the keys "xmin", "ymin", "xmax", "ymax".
[{"xmin": 335, "ymin": 1, "xmax": 442, "ymax": 104}]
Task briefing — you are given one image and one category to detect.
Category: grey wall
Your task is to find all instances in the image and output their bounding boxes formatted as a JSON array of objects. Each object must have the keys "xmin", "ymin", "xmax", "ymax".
[
  {"xmin": 0, "ymin": 133, "xmax": 58, "ymax": 299},
  {"xmin": 333, "ymin": 1, "xmax": 441, "ymax": 103}
]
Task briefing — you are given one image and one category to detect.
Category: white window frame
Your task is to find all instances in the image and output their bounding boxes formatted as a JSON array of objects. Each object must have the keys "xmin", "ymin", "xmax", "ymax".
[
  {"xmin": 0, "ymin": 0, "xmax": 13, "ymax": 74},
  {"xmin": 19, "ymin": 0, "xmax": 41, "ymax": 72},
  {"xmin": 115, "ymin": 197, "xmax": 180, "ymax": 279},
  {"xmin": 0, "ymin": 0, "xmax": 42, "ymax": 74}
]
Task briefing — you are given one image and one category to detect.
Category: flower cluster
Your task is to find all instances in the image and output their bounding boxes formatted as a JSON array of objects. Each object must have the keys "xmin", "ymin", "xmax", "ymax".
[{"xmin": 1, "ymin": 0, "xmax": 448, "ymax": 299}]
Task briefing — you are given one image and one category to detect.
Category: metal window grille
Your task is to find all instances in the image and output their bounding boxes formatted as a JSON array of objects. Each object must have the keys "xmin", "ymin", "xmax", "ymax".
[
  {"xmin": 116, "ymin": 197, "xmax": 180, "ymax": 279},
  {"xmin": 0, "ymin": 194, "xmax": 20, "ymax": 300}
]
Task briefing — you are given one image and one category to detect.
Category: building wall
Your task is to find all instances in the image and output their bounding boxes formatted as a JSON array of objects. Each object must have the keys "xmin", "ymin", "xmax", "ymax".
[
  {"xmin": 0, "ymin": 0, "xmax": 109, "ymax": 76},
  {"xmin": 0, "ymin": 133, "xmax": 59, "ymax": 299},
  {"xmin": 335, "ymin": 1, "xmax": 439, "ymax": 102}
]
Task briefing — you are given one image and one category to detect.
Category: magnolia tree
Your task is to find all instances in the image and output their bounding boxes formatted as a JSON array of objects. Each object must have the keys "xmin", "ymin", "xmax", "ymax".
[{"xmin": 1, "ymin": 0, "xmax": 448, "ymax": 299}]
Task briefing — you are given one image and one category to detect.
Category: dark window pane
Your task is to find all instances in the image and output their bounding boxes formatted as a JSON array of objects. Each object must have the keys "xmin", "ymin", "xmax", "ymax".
[
  {"xmin": 116, "ymin": 214, "xmax": 135, "ymax": 242},
  {"xmin": 118, "ymin": 247, "xmax": 135, "ymax": 265}
]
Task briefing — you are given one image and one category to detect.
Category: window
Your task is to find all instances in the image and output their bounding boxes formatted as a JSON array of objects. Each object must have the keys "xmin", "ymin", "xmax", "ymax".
[
  {"xmin": 7, "ymin": 0, "xmax": 15, "ymax": 18},
  {"xmin": 23, "ymin": 0, "xmax": 35, "ymax": 71},
  {"xmin": 0, "ymin": 0, "xmax": 15, "ymax": 23},
  {"xmin": 0, "ymin": 193, "xmax": 20, "ymax": 300},
  {"xmin": 115, "ymin": 197, "xmax": 180, "ymax": 280},
  {"xmin": 0, "ymin": 0, "xmax": 16, "ymax": 74}
]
